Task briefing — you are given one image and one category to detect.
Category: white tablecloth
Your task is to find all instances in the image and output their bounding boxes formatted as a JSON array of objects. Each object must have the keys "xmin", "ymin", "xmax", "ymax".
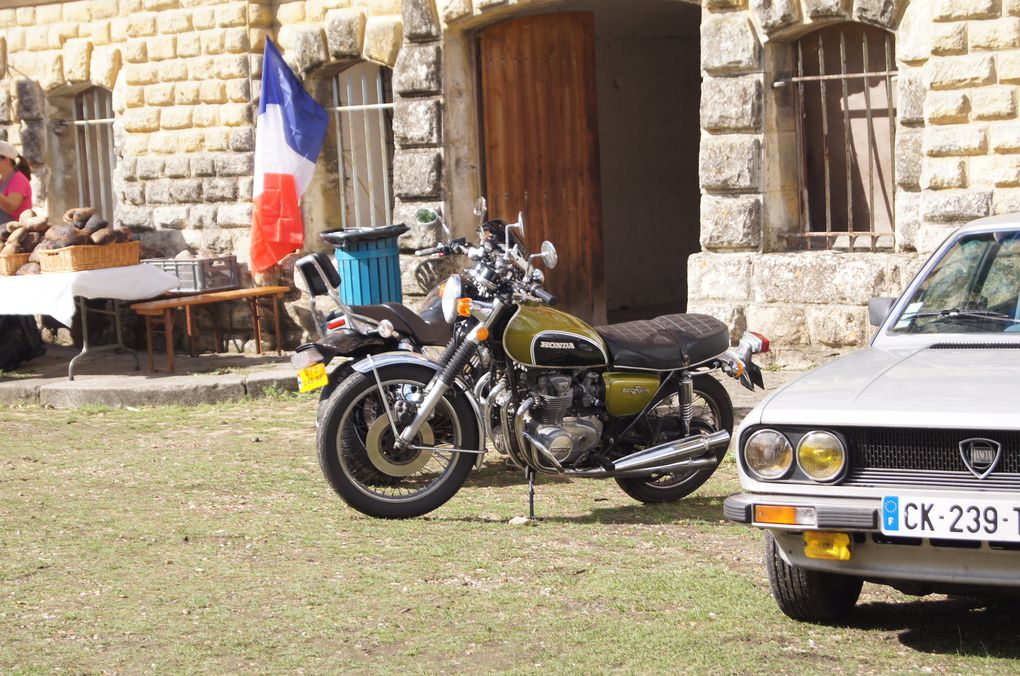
[{"xmin": 0, "ymin": 265, "xmax": 180, "ymax": 326}]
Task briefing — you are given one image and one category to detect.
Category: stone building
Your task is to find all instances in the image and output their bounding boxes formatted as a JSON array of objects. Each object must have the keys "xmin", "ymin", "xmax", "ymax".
[{"xmin": 3, "ymin": 0, "xmax": 1020, "ymax": 348}]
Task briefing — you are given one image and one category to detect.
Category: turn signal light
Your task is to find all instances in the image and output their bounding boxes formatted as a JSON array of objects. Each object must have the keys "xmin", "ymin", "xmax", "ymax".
[
  {"xmin": 754, "ymin": 504, "xmax": 816, "ymax": 526},
  {"xmin": 456, "ymin": 298, "xmax": 472, "ymax": 317},
  {"xmin": 475, "ymin": 327, "xmax": 489, "ymax": 342},
  {"xmin": 803, "ymin": 531, "xmax": 852, "ymax": 561}
]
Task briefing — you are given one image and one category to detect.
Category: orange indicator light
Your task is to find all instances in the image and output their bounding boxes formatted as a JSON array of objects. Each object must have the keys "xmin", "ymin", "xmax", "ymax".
[
  {"xmin": 456, "ymin": 298, "xmax": 472, "ymax": 317},
  {"xmin": 754, "ymin": 504, "xmax": 816, "ymax": 526},
  {"xmin": 475, "ymin": 327, "xmax": 489, "ymax": 342},
  {"xmin": 755, "ymin": 505, "xmax": 797, "ymax": 525}
]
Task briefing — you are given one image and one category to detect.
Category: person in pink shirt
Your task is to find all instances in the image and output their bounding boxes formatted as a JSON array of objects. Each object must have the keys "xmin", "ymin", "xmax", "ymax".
[{"xmin": 0, "ymin": 139, "xmax": 32, "ymax": 225}]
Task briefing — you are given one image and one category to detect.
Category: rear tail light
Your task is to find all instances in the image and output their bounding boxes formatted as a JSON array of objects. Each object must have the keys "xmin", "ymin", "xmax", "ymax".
[
  {"xmin": 326, "ymin": 316, "xmax": 347, "ymax": 332},
  {"xmin": 749, "ymin": 331, "xmax": 770, "ymax": 353}
]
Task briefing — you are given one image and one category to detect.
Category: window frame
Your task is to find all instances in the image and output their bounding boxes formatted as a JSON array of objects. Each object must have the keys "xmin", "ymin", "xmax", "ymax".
[
  {"xmin": 777, "ymin": 23, "xmax": 898, "ymax": 251},
  {"xmin": 326, "ymin": 62, "xmax": 396, "ymax": 229},
  {"xmin": 72, "ymin": 86, "xmax": 117, "ymax": 222}
]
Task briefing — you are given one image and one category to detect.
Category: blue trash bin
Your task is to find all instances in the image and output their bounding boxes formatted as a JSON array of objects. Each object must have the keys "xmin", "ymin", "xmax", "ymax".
[{"xmin": 320, "ymin": 223, "xmax": 410, "ymax": 306}]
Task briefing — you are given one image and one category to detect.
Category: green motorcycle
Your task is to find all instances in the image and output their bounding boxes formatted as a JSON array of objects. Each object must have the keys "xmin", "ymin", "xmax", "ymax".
[{"xmin": 297, "ymin": 214, "xmax": 768, "ymax": 518}]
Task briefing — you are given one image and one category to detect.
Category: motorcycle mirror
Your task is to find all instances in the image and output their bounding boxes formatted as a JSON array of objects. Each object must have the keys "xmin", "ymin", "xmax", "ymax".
[
  {"xmin": 515, "ymin": 211, "xmax": 526, "ymax": 235},
  {"xmin": 540, "ymin": 240, "xmax": 557, "ymax": 269},
  {"xmin": 473, "ymin": 196, "xmax": 487, "ymax": 218},
  {"xmin": 506, "ymin": 212, "xmax": 525, "ymax": 251}
]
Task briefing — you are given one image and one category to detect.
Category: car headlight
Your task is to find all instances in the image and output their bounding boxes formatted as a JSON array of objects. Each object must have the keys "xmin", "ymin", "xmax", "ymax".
[
  {"xmin": 743, "ymin": 429, "xmax": 794, "ymax": 480},
  {"xmin": 441, "ymin": 275, "xmax": 462, "ymax": 324},
  {"xmin": 797, "ymin": 431, "xmax": 846, "ymax": 482}
]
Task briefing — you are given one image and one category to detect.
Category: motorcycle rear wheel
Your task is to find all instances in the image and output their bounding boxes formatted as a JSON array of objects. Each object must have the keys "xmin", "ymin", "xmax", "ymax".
[
  {"xmin": 615, "ymin": 374, "xmax": 733, "ymax": 504},
  {"xmin": 317, "ymin": 364, "xmax": 479, "ymax": 518}
]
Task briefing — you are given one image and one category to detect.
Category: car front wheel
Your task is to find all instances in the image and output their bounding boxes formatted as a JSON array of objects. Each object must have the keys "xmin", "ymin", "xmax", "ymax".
[{"xmin": 764, "ymin": 531, "xmax": 863, "ymax": 623}]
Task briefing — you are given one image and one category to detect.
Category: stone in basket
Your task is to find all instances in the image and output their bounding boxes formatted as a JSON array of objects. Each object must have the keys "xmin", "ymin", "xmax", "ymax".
[{"xmin": 37, "ymin": 240, "xmax": 141, "ymax": 273}]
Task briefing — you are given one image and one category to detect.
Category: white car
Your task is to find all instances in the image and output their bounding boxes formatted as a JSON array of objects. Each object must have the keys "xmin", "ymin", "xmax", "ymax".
[{"xmin": 725, "ymin": 214, "xmax": 1020, "ymax": 622}]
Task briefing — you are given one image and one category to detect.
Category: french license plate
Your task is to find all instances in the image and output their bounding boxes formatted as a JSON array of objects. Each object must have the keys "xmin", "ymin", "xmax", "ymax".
[
  {"xmin": 881, "ymin": 495, "xmax": 1020, "ymax": 542},
  {"xmin": 297, "ymin": 362, "xmax": 328, "ymax": 393}
]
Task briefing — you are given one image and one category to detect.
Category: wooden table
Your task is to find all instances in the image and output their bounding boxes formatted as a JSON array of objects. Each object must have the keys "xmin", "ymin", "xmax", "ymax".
[{"xmin": 131, "ymin": 286, "xmax": 289, "ymax": 373}]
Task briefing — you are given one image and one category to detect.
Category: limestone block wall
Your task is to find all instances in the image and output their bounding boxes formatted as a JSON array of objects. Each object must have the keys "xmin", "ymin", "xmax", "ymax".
[
  {"xmin": 687, "ymin": 0, "xmax": 990, "ymax": 348},
  {"xmin": 0, "ymin": 0, "xmax": 406, "ymax": 347}
]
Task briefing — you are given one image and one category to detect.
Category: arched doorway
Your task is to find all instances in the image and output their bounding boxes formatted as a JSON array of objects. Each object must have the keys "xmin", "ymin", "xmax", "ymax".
[{"xmin": 477, "ymin": 1, "xmax": 702, "ymax": 325}]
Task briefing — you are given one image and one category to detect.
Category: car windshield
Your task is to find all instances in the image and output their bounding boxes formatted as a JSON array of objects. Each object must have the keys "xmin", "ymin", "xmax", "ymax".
[{"xmin": 891, "ymin": 230, "xmax": 1020, "ymax": 334}]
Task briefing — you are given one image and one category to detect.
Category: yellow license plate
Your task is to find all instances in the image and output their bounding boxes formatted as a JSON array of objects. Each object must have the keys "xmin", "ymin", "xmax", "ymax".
[{"xmin": 297, "ymin": 362, "xmax": 329, "ymax": 393}]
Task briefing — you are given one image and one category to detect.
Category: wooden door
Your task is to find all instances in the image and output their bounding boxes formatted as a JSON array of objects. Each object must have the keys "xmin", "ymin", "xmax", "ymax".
[{"xmin": 479, "ymin": 12, "xmax": 606, "ymax": 325}]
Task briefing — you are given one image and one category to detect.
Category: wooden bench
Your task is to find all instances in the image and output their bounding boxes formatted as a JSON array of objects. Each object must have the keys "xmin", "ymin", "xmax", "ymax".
[{"xmin": 131, "ymin": 286, "xmax": 289, "ymax": 373}]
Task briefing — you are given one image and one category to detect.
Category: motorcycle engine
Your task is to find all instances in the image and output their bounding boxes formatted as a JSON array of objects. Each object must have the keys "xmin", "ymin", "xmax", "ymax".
[{"xmin": 524, "ymin": 371, "xmax": 603, "ymax": 465}]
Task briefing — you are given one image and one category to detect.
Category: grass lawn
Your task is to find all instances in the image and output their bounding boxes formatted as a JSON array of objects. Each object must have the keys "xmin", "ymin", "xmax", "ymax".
[{"xmin": 1, "ymin": 394, "xmax": 1018, "ymax": 674}]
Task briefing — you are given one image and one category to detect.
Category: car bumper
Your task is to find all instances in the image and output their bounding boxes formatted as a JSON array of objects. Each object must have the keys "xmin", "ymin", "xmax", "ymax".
[{"xmin": 725, "ymin": 493, "xmax": 1020, "ymax": 590}]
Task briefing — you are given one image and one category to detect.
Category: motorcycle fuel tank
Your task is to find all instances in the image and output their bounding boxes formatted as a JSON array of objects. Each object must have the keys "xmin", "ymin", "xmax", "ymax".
[{"xmin": 503, "ymin": 303, "xmax": 609, "ymax": 368}]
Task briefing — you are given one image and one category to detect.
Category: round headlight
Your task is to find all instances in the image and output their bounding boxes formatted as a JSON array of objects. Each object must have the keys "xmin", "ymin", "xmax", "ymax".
[
  {"xmin": 797, "ymin": 431, "xmax": 846, "ymax": 482},
  {"xmin": 743, "ymin": 429, "xmax": 794, "ymax": 480},
  {"xmin": 441, "ymin": 275, "xmax": 462, "ymax": 324}
]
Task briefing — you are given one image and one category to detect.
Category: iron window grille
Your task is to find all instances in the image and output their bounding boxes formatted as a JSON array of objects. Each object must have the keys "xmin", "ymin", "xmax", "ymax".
[
  {"xmin": 72, "ymin": 87, "xmax": 117, "ymax": 221},
  {"xmin": 777, "ymin": 24, "xmax": 897, "ymax": 251},
  {"xmin": 328, "ymin": 62, "xmax": 395, "ymax": 229}
]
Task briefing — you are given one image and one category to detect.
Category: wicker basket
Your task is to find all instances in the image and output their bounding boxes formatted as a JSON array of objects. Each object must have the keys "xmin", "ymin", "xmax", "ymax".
[
  {"xmin": 0, "ymin": 253, "xmax": 30, "ymax": 276},
  {"xmin": 37, "ymin": 240, "xmax": 141, "ymax": 273}
]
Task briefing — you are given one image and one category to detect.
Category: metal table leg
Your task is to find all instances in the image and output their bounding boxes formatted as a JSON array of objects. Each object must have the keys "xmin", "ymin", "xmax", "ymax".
[{"xmin": 68, "ymin": 297, "xmax": 141, "ymax": 381}]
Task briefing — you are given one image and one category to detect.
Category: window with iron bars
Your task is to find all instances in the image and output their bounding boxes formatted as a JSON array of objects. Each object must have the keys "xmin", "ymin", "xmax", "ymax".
[
  {"xmin": 780, "ymin": 24, "xmax": 897, "ymax": 251},
  {"xmin": 73, "ymin": 87, "xmax": 117, "ymax": 221},
  {"xmin": 326, "ymin": 62, "xmax": 395, "ymax": 229}
]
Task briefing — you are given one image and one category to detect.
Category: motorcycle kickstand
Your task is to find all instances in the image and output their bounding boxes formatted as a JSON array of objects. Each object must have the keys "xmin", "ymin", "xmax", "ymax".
[{"xmin": 526, "ymin": 467, "xmax": 536, "ymax": 521}]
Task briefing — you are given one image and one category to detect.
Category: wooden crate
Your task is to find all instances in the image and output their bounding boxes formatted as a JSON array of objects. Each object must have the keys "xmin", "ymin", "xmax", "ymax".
[{"xmin": 37, "ymin": 240, "xmax": 140, "ymax": 273}]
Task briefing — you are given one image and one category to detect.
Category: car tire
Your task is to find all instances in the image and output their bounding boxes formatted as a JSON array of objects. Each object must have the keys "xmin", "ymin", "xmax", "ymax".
[{"xmin": 764, "ymin": 531, "xmax": 863, "ymax": 623}]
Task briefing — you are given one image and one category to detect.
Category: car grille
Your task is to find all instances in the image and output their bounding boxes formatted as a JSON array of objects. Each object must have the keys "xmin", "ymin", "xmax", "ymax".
[{"xmin": 843, "ymin": 427, "xmax": 1020, "ymax": 491}]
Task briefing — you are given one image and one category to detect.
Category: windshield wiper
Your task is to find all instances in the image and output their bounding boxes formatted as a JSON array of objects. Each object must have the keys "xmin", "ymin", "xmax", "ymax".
[{"xmin": 904, "ymin": 308, "xmax": 1020, "ymax": 324}]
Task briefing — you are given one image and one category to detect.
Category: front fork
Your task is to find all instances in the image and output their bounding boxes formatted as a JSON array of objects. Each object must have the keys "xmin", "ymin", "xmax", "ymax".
[{"xmin": 392, "ymin": 301, "xmax": 505, "ymax": 449}]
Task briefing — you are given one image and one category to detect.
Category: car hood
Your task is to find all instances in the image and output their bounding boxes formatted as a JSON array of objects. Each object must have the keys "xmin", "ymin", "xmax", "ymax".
[{"xmin": 760, "ymin": 346, "xmax": 1020, "ymax": 430}]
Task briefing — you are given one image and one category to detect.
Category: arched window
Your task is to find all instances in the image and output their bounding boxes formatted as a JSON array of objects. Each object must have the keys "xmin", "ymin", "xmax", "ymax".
[
  {"xmin": 72, "ymin": 87, "xmax": 116, "ymax": 220},
  {"xmin": 782, "ymin": 24, "xmax": 896, "ymax": 250},
  {"xmin": 326, "ymin": 62, "xmax": 395, "ymax": 228}
]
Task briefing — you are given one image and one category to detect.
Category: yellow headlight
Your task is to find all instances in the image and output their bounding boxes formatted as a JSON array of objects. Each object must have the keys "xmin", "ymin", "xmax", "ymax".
[
  {"xmin": 797, "ymin": 431, "xmax": 846, "ymax": 482},
  {"xmin": 744, "ymin": 429, "xmax": 794, "ymax": 480}
]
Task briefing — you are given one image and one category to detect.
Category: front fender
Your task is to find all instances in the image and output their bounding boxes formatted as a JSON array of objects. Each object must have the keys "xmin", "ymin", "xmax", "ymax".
[{"xmin": 352, "ymin": 351, "xmax": 487, "ymax": 465}]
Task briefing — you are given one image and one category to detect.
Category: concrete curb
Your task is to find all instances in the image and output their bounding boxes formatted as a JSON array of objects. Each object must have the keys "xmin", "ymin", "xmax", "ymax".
[{"xmin": 0, "ymin": 347, "xmax": 298, "ymax": 409}]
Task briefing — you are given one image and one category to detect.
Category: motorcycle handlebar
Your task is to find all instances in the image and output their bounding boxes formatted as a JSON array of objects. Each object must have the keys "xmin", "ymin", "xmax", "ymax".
[
  {"xmin": 414, "ymin": 245, "xmax": 444, "ymax": 257},
  {"xmin": 533, "ymin": 287, "xmax": 558, "ymax": 306}
]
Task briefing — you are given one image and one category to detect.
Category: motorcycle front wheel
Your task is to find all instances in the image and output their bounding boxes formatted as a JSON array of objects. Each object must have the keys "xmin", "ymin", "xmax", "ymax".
[
  {"xmin": 615, "ymin": 374, "xmax": 734, "ymax": 504},
  {"xmin": 317, "ymin": 364, "xmax": 479, "ymax": 518}
]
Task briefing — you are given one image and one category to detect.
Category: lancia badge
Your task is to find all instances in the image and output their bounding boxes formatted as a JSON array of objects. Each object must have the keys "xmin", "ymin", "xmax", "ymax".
[{"xmin": 959, "ymin": 438, "xmax": 1002, "ymax": 479}]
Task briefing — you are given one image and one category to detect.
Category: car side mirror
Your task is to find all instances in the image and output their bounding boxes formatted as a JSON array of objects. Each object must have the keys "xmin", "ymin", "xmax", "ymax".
[{"xmin": 869, "ymin": 297, "xmax": 896, "ymax": 327}]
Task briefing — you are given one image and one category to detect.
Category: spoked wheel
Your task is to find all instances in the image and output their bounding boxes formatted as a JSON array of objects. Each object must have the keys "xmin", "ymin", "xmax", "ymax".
[
  {"xmin": 615, "ymin": 374, "xmax": 734, "ymax": 504},
  {"xmin": 317, "ymin": 364, "xmax": 479, "ymax": 518}
]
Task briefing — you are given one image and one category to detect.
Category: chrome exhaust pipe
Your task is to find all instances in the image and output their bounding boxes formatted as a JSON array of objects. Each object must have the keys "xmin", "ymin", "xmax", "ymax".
[
  {"xmin": 612, "ymin": 429, "xmax": 730, "ymax": 473},
  {"xmin": 565, "ymin": 429, "xmax": 730, "ymax": 478}
]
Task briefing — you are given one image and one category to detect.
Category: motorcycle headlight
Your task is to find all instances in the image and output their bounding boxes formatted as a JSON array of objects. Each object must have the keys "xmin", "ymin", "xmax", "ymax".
[
  {"xmin": 797, "ymin": 431, "xmax": 846, "ymax": 482},
  {"xmin": 441, "ymin": 275, "xmax": 463, "ymax": 324},
  {"xmin": 743, "ymin": 429, "xmax": 794, "ymax": 481}
]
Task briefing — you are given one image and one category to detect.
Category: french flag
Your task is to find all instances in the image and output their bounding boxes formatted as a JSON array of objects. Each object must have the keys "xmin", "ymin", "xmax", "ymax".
[{"xmin": 250, "ymin": 38, "xmax": 328, "ymax": 273}]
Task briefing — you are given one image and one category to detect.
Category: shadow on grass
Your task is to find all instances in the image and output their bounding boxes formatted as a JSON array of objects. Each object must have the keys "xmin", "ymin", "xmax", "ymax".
[
  {"xmin": 540, "ymin": 494, "xmax": 728, "ymax": 525},
  {"xmin": 844, "ymin": 596, "xmax": 1020, "ymax": 658}
]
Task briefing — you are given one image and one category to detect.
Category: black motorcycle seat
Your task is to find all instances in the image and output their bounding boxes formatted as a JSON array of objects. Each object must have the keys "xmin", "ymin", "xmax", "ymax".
[
  {"xmin": 595, "ymin": 314, "xmax": 730, "ymax": 370},
  {"xmin": 352, "ymin": 303, "xmax": 452, "ymax": 346}
]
